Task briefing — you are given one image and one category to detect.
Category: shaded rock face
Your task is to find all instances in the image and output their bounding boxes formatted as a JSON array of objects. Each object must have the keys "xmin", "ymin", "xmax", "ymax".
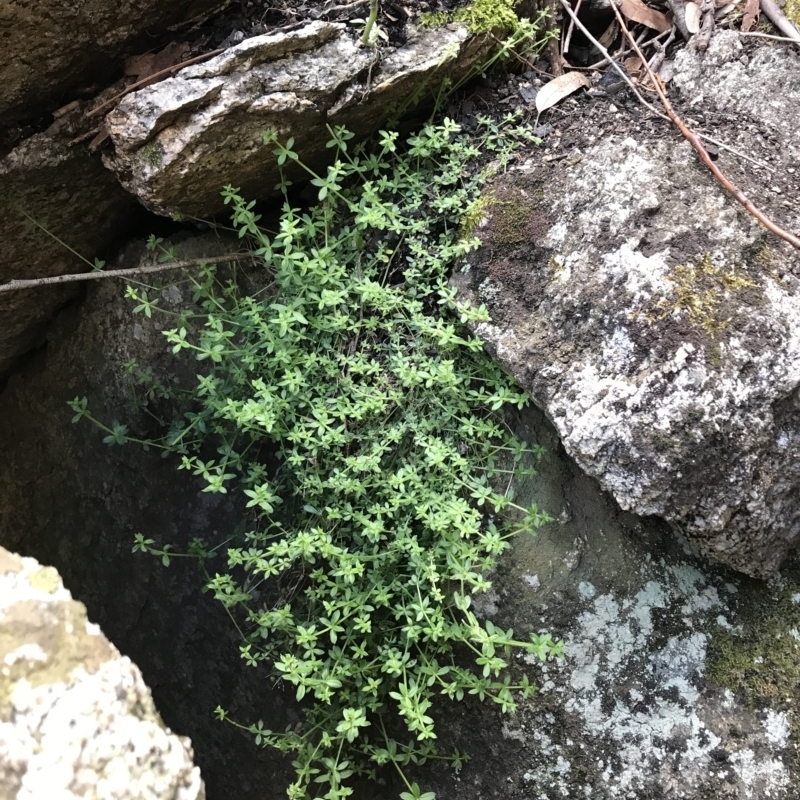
[
  {"xmin": 0, "ymin": 0, "xmax": 225, "ymax": 125},
  {"xmin": 482, "ymin": 420, "xmax": 800, "ymax": 799},
  {"xmin": 0, "ymin": 131, "xmax": 143, "ymax": 381},
  {"xmin": 0, "ymin": 237, "xmax": 297, "ymax": 800},
  {"xmin": 0, "ymin": 546, "xmax": 204, "ymax": 799},
  {"xmin": 103, "ymin": 21, "xmax": 492, "ymax": 218},
  {"xmin": 0, "ymin": 235, "xmax": 797, "ymax": 798},
  {"xmin": 452, "ymin": 34, "xmax": 800, "ymax": 578}
]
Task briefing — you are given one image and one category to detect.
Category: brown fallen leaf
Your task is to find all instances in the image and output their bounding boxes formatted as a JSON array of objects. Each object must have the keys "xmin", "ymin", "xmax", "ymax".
[
  {"xmin": 536, "ymin": 72, "xmax": 592, "ymax": 114},
  {"xmin": 620, "ymin": 0, "xmax": 672, "ymax": 31},
  {"xmin": 741, "ymin": 0, "xmax": 760, "ymax": 31},
  {"xmin": 685, "ymin": 1, "xmax": 702, "ymax": 32},
  {"xmin": 623, "ymin": 55, "xmax": 643, "ymax": 79},
  {"xmin": 125, "ymin": 42, "xmax": 190, "ymax": 87}
]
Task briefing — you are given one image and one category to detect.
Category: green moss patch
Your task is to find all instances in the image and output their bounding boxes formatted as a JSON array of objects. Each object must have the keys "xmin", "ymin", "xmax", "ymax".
[
  {"xmin": 657, "ymin": 253, "xmax": 757, "ymax": 337},
  {"xmin": 421, "ymin": 0, "xmax": 520, "ymax": 34},
  {"xmin": 707, "ymin": 585, "xmax": 800, "ymax": 719}
]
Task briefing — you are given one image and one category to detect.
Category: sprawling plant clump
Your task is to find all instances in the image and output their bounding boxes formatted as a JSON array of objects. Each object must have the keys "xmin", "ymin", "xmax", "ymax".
[{"xmin": 71, "ymin": 114, "xmax": 562, "ymax": 800}]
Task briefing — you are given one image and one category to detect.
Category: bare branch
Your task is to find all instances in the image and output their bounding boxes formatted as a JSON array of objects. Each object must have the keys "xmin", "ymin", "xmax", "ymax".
[
  {"xmin": 760, "ymin": 0, "xmax": 800, "ymax": 42},
  {"xmin": 0, "ymin": 254, "xmax": 258, "ymax": 294}
]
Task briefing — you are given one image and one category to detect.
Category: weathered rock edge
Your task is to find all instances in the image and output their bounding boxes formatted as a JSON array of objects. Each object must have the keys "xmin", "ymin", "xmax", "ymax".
[
  {"xmin": 452, "ymin": 33, "xmax": 800, "ymax": 577},
  {"xmin": 103, "ymin": 20, "xmax": 494, "ymax": 218},
  {"xmin": 0, "ymin": 545, "xmax": 205, "ymax": 799}
]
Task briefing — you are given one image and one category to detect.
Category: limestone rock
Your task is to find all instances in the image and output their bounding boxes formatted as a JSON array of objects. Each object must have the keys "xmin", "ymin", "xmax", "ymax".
[
  {"xmin": 0, "ymin": 0, "xmax": 226, "ymax": 124},
  {"xmin": 103, "ymin": 21, "xmax": 492, "ymax": 218},
  {"xmin": 0, "ymin": 546, "xmax": 204, "ymax": 799},
  {"xmin": 452, "ymin": 37, "xmax": 800, "ymax": 577}
]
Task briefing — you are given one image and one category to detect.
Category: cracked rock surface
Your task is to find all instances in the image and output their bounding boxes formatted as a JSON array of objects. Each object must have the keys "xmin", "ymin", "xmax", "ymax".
[{"xmin": 103, "ymin": 20, "xmax": 491, "ymax": 218}]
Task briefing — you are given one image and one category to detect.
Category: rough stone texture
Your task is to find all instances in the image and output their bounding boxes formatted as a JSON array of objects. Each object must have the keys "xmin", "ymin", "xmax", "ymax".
[
  {"xmin": 0, "ymin": 0, "xmax": 226, "ymax": 124},
  {"xmin": 452, "ymin": 37, "xmax": 800, "ymax": 578},
  {"xmin": 0, "ymin": 237, "xmax": 297, "ymax": 800},
  {"xmin": 0, "ymin": 546, "xmax": 204, "ymax": 799},
  {"xmin": 480, "ymin": 419, "xmax": 800, "ymax": 799},
  {"xmin": 0, "ymin": 126, "xmax": 144, "ymax": 382},
  {"xmin": 672, "ymin": 32, "xmax": 800, "ymax": 165},
  {"xmin": 103, "ymin": 21, "xmax": 493, "ymax": 218}
]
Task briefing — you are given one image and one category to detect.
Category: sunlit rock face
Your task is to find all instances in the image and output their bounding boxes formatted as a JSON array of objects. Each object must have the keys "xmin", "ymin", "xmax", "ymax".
[
  {"xmin": 453, "ymin": 33, "xmax": 800, "ymax": 577},
  {"xmin": 102, "ymin": 21, "xmax": 492, "ymax": 218}
]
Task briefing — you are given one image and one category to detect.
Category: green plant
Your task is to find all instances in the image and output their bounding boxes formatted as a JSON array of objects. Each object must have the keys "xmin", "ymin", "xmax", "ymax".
[
  {"xmin": 70, "ymin": 114, "xmax": 561, "ymax": 799},
  {"xmin": 391, "ymin": 9, "xmax": 554, "ymax": 128}
]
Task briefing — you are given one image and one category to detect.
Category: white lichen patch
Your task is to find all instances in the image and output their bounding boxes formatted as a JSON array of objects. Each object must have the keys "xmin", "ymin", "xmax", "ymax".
[{"xmin": 520, "ymin": 561, "xmax": 792, "ymax": 798}]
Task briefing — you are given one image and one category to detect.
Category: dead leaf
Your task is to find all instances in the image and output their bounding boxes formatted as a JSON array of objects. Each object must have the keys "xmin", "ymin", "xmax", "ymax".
[
  {"xmin": 623, "ymin": 55, "xmax": 643, "ymax": 78},
  {"xmin": 598, "ymin": 20, "xmax": 619, "ymax": 48},
  {"xmin": 125, "ymin": 42, "xmax": 189, "ymax": 85},
  {"xmin": 741, "ymin": 0, "xmax": 760, "ymax": 30},
  {"xmin": 685, "ymin": 1, "xmax": 702, "ymax": 32},
  {"xmin": 620, "ymin": 0, "xmax": 672, "ymax": 31},
  {"xmin": 535, "ymin": 72, "xmax": 592, "ymax": 114}
]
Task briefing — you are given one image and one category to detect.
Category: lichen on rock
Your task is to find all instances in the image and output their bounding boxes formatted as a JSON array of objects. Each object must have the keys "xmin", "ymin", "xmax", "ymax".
[{"xmin": 452, "ymin": 38, "xmax": 800, "ymax": 578}]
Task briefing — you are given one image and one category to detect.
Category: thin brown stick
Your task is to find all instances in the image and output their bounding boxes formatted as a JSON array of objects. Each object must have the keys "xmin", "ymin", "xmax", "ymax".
[
  {"xmin": 87, "ymin": 49, "xmax": 225, "ymax": 118},
  {"xmin": 0, "ymin": 254, "xmax": 256, "ymax": 294},
  {"xmin": 694, "ymin": 0, "xmax": 717, "ymax": 51},
  {"xmin": 609, "ymin": 0, "xmax": 800, "ymax": 249}
]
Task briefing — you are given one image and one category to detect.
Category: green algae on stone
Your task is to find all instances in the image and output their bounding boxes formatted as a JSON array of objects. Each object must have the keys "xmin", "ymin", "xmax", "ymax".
[{"xmin": 706, "ymin": 585, "xmax": 800, "ymax": 730}]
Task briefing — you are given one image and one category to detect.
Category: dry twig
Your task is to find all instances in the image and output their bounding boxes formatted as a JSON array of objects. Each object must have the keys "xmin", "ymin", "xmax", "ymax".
[
  {"xmin": 557, "ymin": 0, "xmax": 775, "ymax": 172},
  {"xmin": 694, "ymin": 0, "xmax": 717, "ymax": 51},
  {"xmin": 739, "ymin": 30, "xmax": 800, "ymax": 43},
  {"xmin": 0, "ymin": 254, "xmax": 256, "ymax": 294},
  {"xmin": 759, "ymin": 0, "xmax": 800, "ymax": 41},
  {"xmin": 608, "ymin": 0, "xmax": 800, "ymax": 249}
]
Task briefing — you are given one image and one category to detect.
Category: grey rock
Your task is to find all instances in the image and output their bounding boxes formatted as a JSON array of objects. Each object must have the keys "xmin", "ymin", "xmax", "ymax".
[
  {"xmin": 0, "ymin": 0, "xmax": 227, "ymax": 124},
  {"xmin": 0, "ymin": 128, "xmax": 142, "ymax": 380},
  {"xmin": 103, "ymin": 21, "xmax": 493, "ymax": 218},
  {"xmin": 452, "ymin": 40, "xmax": 800, "ymax": 577},
  {"xmin": 0, "ymin": 546, "xmax": 205, "ymax": 799}
]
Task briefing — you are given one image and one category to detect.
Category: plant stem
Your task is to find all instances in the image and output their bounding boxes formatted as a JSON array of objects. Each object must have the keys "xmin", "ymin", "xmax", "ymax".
[{"xmin": 362, "ymin": 0, "xmax": 379, "ymax": 45}]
